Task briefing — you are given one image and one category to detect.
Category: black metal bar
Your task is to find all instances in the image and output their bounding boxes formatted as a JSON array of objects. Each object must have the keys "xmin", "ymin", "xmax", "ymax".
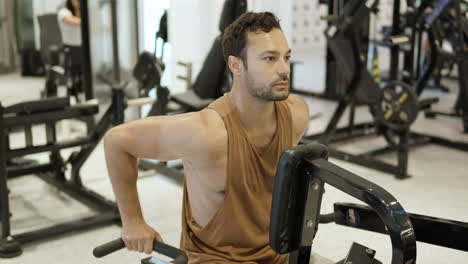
[
  {"xmin": 332, "ymin": 202, "xmax": 468, "ymax": 252},
  {"xmin": 134, "ymin": 0, "xmax": 140, "ymax": 57},
  {"xmin": 112, "ymin": 89, "xmax": 124, "ymax": 125},
  {"xmin": 415, "ymin": 27, "xmax": 439, "ymax": 96},
  {"xmin": 365, "ymin": 144, "xmax": 396, "ymax": 156},
  {"xmin": 306, "ymin": 159, "xmax": 417, "ymax": 264},
  {"xmin": 3, "ymin": 105, "xmax": 98, "ymax": 127},
  {"xmin": 24, "ymin": 125, "xmax": 33, "ymax": 148},
  {"xmin": 6, "ymin": 137, "xmax": 93, "ymax": 158},
  {"xmin": 389, "ymin": 0, "xmax": 401, "ymax": 81},
  {"xmin": 302, "ymin": 122, "xmax": 376, "ymax": 143},
  {"xmin": 70, "ymin": 104, "xmax": 114, "ymax": 185},
  {"xmin": 45, "ymin": 122, "xmax": 54, "ymax": 144},
  {"xmin": 425, "ymin": 110, "xmax": 463, "ymax": 118},
  {"xmin": 110, "ymin": 0, "xmax": 120, "ymax": 82},
  {"xmin": 410, "ymin": 131, "xmax": 468, "ymax": 152},
  {"xmin": 14, "ymin": 211, "xmax": 120, "ymax": 244},
  {"xmin": 36, "ymin": 172, "xmax": 118, "ymax": 212},
  {"xmin": 396, "ymin": 130, "xmax": 410, "ymax": 179},
  {"xmin": 328, "ymin": 147, "xmax": 407, "ymax": 178},
  {"xmin": 7, "ymin": 163, "xmax": 54, "ymax": 178},
  {"xmin": 80, "ymin": 0, "xmax": 93, "ymax": 100},
  {"xmin": 0, "ymin": 104, "xmax": 12, "ymax": 240},
  {"xmin": 452, "ymin": 0, "xmax": 468, "ymax": 132}
]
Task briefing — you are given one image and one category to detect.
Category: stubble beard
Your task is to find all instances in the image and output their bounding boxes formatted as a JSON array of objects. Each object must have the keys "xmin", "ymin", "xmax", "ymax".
[{"xmin": 245, "ymin": 71, "xmax": 289, "ymax": 102}]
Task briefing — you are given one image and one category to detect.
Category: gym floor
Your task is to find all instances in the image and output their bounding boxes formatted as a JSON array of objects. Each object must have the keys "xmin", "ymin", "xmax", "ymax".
[{"xmin": 1, "ymin": 52, "xmax": 468, "ymax": 264}]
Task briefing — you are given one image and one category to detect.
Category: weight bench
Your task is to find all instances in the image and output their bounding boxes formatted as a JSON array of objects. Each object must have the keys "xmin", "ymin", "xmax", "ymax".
[
  {"xmin": 0, "ymin": 97, "xmax": 120, "ymax": 258},
  {"xmin": 270, "ymin": 144, "xmax": 416, "ymax": 264}
]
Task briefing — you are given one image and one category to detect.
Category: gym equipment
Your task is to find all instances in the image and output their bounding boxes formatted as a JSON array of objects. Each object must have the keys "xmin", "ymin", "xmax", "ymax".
[
  {"xmin": 423, "ymin": 0, "xmax": 468, "ymax": 132},
  {"xmin": 302, "ymin": 0, "xmax": 468, "ymax": 179},
  {"xmin": 0, "ymin": 95, "xmax": 117, "ymax": 258},
  {"xmin": 93, "ymin": 238, "xmax": 188, "ymax": 264},
  {"xmin": 0, "ymin": 71, "xmax": 158, "ymax": 258},
  {"xmin": 37, "ymin": 14, "xmax": 65, "ymax": 99},
  {"xmin": 370, "ymin": 81, "xmax": 419, "ymax": 132},
  {"xmin": 137, "ymin": 0, "xmax": 247, "ymax": 183},
  {"xmin": 271, "ymin": 143, "xmax": 468, "ymax": 263},
  {"xmin": 270, "ymin": 143, "xmax": 415, "ymax": 263},
  {"xmin": 37, "ymin": 10, "xmax": 90, "ymax": 102}
]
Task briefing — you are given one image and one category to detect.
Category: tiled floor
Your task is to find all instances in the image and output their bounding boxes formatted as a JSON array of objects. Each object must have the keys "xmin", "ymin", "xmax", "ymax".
[{"xmin": 1, "ymin": 53, "xmax": 468, "ymax": 264}]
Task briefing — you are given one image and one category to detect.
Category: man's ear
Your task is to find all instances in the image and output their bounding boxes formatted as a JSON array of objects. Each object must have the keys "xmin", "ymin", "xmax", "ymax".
[{"xmin": 228, "ymin": 55, "xmax": 243, "ymax": 76}]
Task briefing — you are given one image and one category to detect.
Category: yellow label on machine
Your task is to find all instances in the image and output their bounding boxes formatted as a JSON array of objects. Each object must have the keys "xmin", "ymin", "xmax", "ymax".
[
  {"xmin": 399, "ymin": 92, "xmax": 408, "ymax": 103},
  {"xmin": 385, "ymin": 109, "xmax": 393, "ymax": 120}
]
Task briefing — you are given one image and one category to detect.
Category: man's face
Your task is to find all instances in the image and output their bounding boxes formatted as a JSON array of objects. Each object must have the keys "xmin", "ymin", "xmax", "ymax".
[{"xmin": 241, "ymin": 28, "xmax": 291, "ymax": 101}]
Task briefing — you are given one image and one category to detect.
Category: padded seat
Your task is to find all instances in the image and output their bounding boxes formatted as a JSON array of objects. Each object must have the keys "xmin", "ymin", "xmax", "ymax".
[{"xmin": 4, "ymin": 97, "xmax": 69, "ymax": 115}]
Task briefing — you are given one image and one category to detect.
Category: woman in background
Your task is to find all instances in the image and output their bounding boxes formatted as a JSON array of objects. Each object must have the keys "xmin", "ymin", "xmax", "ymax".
[{"xmin": 57, "ymin": 0, "xmax": 83, "ymax": 100}]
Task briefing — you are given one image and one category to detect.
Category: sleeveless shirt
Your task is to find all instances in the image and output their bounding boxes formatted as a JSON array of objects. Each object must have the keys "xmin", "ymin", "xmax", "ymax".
[{"xmin": 180, "ymin": 93, "xmax": 294, "ymax": 263}]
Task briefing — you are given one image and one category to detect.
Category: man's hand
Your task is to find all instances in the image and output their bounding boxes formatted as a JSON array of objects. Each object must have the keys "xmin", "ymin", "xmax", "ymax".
[{"xmin": 122, "ymin": 219, "xmax": 164, "ymax": 254}]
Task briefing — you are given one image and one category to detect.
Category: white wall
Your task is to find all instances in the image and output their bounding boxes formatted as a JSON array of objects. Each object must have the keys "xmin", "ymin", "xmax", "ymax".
[
  {"xmin": 117, "ymin": 0, "xmax": 138, "ymax": 74},
  {"xmin": 169, "ymin": 0, "xmax": 223, "ymax": 94}
]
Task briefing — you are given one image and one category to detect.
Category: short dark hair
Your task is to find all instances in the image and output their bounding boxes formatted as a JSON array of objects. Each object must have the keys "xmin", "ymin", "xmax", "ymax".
[{"xmin": 222, "ymin": 12, "xmax": 282, "ymax": 67}]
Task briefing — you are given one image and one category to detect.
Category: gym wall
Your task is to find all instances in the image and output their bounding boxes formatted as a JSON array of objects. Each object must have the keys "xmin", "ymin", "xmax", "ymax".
[{"xmin": 169, "ymin": 0, "xmax": 224, "ymax": 94}]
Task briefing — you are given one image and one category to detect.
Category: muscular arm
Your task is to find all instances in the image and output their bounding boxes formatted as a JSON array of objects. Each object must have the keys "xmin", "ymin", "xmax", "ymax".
[{"xmin": 103, "ymin": 112, "xmax": 208, "ymax": 239}]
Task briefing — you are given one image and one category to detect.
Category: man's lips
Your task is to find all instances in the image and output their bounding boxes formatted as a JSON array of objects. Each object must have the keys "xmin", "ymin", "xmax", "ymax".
[{"xmin": 274, "ymin": 82, "xmax": 289, "ymax": 87}]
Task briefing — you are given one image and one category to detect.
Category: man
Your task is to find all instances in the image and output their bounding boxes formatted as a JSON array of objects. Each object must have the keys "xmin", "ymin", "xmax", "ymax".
[{"xmin": 104, "ymin": 12, "xmax": 317, "ymax": 263}]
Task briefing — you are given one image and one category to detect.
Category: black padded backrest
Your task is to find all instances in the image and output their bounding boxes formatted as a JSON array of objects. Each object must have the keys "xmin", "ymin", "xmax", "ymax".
[
  {"xmin": 219, "ymin": 0, "xmax": 248, "ymax": 32},
  {"xmin": 37, "ymin": 14, "xmax": 63, "ymax": 65},
  {"xmin": 270, "ymin": 143, "xmax": 328, "ymax": 254},
  {"xmin": 192, "ymin": 0, "xmax": 247, "ymax": 99},
  {"xmin": 192, "ymin": 36, "xmax": 226, "ymax": 99}
]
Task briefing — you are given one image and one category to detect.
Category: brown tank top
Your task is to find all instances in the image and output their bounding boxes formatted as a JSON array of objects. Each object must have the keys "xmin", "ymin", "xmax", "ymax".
[{"xmin": 180, "ymin": 93, "xmax": 293, "ymax": 263}]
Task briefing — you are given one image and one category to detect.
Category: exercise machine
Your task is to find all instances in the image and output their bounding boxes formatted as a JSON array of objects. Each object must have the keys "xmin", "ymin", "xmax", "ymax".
[
  {"xmin": 94, "ymin": 238, "xmax": 188, "ymax": 264},
  {"xmin": 93, "ymin": 143, "xmax": 468, "ymax": 263},
  {"xmin": 271, "ymin": 143, "xmax": 468, "ymax": 263},
  {"xmin": 302, "ymin": 0, "xmax": 468, "ymax": 179}
]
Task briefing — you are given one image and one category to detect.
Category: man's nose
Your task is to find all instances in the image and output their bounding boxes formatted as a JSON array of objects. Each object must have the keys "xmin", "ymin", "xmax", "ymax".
[{"xmin": 277, "ymin": 58, "xmax": 290, "ymax": 77}]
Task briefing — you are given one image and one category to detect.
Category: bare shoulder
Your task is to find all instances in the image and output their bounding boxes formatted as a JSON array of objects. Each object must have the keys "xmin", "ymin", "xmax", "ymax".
[
  {"xmin": 104, "ymin": 109, "xmax": 225, "ymax": 161},
  {"xmin": 286, "ymin": 94, "xmax": 310, "ymax": 142},
  {"xmin": 197, "ymin": 108, "xmax": 228, "ymax": 153}
]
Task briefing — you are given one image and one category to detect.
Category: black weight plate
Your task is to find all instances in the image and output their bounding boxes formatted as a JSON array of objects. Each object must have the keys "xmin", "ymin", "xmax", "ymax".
[{"xmin": 371, "ymin": 80, "xmax": 419, "ymax": 131}]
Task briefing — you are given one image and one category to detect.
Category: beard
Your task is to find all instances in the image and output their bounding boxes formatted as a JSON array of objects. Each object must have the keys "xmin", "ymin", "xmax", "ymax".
[{"xmin": 244, "ymin": 71, "xmax": 289, "ymax": 101}]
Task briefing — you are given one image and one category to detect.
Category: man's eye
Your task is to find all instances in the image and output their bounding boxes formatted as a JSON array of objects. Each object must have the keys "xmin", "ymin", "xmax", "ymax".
[
  {"xmin": 285, "ymin": 56, "xmax": 291, "ymax": 61},
  {"xmin": 264, "ymin": 57, "xmax": 275, "ymax": 61}
]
